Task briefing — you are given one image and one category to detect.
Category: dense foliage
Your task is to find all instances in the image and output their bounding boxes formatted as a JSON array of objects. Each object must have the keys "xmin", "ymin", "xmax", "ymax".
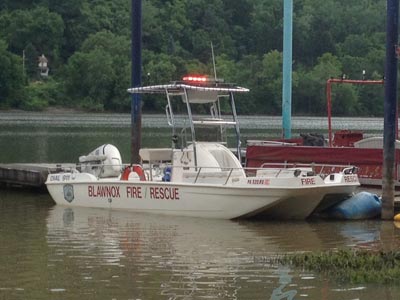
[
  {"xmin": 0, "ymin": 0, "xmax": 388, "ymax": 115},
  {"xmin": 277, "ymin": 249, "xmax": 400, "ymax": 284}
]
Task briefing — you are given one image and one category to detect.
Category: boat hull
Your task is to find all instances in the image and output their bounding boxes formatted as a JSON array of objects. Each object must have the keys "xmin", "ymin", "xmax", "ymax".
[
  {"xmin": 46, "ymin": 179, "xmax": 285, "ymax": 219},
  {"xmin": 246, "ymin": 144, "xmax": 400, "ymax": 187},
  {"xmin": 46, "ymin": 172, "xmax": 359, "ymax": 220},
  {"xmin": 256, "ymin": 186, "xmax": 356, "ymax": 219}
]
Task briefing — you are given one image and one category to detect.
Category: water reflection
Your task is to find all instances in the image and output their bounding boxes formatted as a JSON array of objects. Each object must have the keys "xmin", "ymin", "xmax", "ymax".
[
  {"xmin": 270, "ymin": 267, "xmax": 297, "ymax": 300},
  {"xmin": 47, "ymin": 206, "xmax": 275, "ymax": 299},
  {"xmin": 44, "ymin": 206, "xmax": 400, "ymax": 299}
]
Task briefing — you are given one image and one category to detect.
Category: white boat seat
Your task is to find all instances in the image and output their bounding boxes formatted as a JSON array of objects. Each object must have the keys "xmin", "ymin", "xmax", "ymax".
[{"xmin": 139, "ymin": 148, "xmax": 173, "ymax": 162}]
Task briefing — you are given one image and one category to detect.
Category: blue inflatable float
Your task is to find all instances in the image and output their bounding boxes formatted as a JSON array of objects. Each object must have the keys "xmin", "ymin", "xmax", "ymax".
[{"xmin": 322, "ymin": 192, "xmax": 381, "ymax": 220}]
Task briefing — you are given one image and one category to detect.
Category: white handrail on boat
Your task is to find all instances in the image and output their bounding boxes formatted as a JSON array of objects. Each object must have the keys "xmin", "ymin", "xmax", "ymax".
[
  {"xmin": 259, "ymin": 162, "xmax": 357, "ymax": 176},
  {"xmin": 192, "ymin": 119, "xmax": 237, "ymax": 126},
  {"xmin": 246, "ymin": 140, "xmax": 298, "ymax": 146},
  {"xmin": 48, "ymin": 162, "xmax": 357, "ymax": 185}
]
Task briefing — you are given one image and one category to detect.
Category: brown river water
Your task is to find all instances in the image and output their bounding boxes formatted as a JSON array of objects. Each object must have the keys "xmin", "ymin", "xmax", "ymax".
[{"xmin": 0, "ymin": 111, "xmax": 399, "ymax": 300}]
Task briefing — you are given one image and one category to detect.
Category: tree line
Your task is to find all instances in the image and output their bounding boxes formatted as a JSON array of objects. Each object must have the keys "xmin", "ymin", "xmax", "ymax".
[{"xmin": 0, "ymin": 0, "xmax": 388, "ymax": 116}]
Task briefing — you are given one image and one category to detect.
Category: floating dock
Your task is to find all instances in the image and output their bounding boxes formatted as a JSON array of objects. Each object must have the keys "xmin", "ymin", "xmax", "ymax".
[{"xmin": 0, "ymin": 163, "xmax": 75, "ymax": 189}]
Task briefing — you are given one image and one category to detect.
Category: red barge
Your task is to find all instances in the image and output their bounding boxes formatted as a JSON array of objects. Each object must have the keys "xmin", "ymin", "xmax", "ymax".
[{"xmin": 245, "ymin": 78, "xmax": 400, "ymax": 187}]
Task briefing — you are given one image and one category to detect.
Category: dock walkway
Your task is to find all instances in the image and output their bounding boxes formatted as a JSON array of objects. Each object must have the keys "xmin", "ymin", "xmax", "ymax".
[{"xmin": 0, "ymin": 163, "xmax": 75, "ymax": 189}]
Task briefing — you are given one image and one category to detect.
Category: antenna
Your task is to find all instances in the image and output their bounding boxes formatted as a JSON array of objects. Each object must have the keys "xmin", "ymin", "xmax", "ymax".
[{"xmin": 211, "ymin": 42, "xmax": 217, "ymax": 81}]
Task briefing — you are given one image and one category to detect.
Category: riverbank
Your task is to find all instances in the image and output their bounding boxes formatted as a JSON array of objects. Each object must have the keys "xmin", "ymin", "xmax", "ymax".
[{"xmin": 276, "ymin": 248, "xmax": 400, "ymax": 284}]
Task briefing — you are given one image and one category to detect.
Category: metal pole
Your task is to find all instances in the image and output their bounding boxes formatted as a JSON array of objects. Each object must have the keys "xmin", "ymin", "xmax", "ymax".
[
  {"xmin": 183, "ymin": 88, "xmax": 197, "ymax": 168},
  {"xmin": 230, "ymin": 93, "xmax": 242, "ymax": 162},
  {"xmin": 22, "ymin": 50, "xmax": 25, "ymax": 78},
  {"xmin": 326, "ymin": 79, "xmax": 333, "ymax": 147},
  {"xmin": 282, "ymin": 0, "xmax": 293, "ymax": 139},
  {"xmin": 131, "ymin": 0, "xmax": 142, "ymax": 164},
  {"xmin": 382, "ymin": 0, "xmax": 399, "ymax": 220}
]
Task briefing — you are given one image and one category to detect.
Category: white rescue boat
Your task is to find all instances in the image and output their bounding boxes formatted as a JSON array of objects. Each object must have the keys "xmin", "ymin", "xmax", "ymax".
[{"xmin": 46, "ymin": 76, "xmax": 360, "ymax": 219}]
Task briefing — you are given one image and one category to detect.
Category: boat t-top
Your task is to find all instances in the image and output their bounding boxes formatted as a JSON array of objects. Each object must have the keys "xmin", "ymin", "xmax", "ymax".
[{"xmin": 46, "ymin": 75, "xmax": 360, "ymax": 219}]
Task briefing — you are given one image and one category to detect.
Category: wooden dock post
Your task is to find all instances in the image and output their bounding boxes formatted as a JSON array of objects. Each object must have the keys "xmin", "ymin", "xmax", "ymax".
[
  {"xmin": 382, "ymin": 0, "xmax": 399, "ymax": 220},
  {"xmin": 130, "ymin": 0, "xmax": 142, "ymax": 164}
]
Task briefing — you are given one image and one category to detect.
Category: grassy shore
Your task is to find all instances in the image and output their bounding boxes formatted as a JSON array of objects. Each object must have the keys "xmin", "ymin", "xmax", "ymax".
[{"xmin": 276, "ymin": 249, "xmax": 400, "ymax": 284}]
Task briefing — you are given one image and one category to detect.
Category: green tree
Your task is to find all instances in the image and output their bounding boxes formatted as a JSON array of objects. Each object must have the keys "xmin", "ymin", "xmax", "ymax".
[
  {"xmin": 65, "ymin": 49, "xmax": 116, "ymax": 111},
  {"xmin": 80, "ymin": 30, "xmax": 130, "ymax": 59},
  {"xmin": 246, "ymin": 0, "xmax": 282, "ymax": 56},
  {"xmin": 23, "ymin": 43, "xmax": 39, "ymax": 79},
  {"xmin": 337, "ymin": 32, "xmax": 385, "ymax": 79},
  {"xmin": 0, "ymin": 39, "xmax": 25, "ymax": 108},
  {"xmin": 142, "ymin": 1, "xmax": 165, "ymax": 53},
  {"xmin": 82, "ymin": 31, "xmax": 131, "ymax": 111},
  {"xmin": 295, "ymin": 0, "xmax": 339, "ymax": 65},
  {"xmin": 23, "ymin": 78, "xmax": 64, "ymax": 111},
  {"xmin": 64, "ymin": 31, "xmax": 131, "ymax": 111},
  {"xmin": 81, "ymin": 0, "xmax": 130, "ymax": 37},
  {"xmin": 257, "ymin": 50, "xmax": 284, "ymax": 114},
  {"xmin": 48, "ymin": 0, "xmax": 87, "ymax": 60},
  {"xmin": 142, "ymin": 51, "xmax": 178, "ymax": 112},
  {"xmin": 0, "ymin": 0, "xmax": 391, "ymax": 116},
  {"xmin": 331, "ymin": 84, "xmax": 359, "ymax": 116},
  {"xmin": 233, "ymin": 54, "xmax": 264, "ymax": 114},
  {"xmin": 0, "ymin": 7, "xmax": 64, "ymax": 76},
  {"xmin": 0, "ymin": 0, "xmax": 47, "ymax": 10},
  {"xmin": 295, "ymin": 53, "xmax": 344, "ymax": 115},
  {"xmin": 186, "ymin": 0, "xmax": 236, "ymax": 61},
  {"xmin": 214, "ymin": 54, "xmax": 237, "ymax": 82},
  {"xmin": 358, "ymin": 81, "xmax": 385, "ymax": 116}
]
